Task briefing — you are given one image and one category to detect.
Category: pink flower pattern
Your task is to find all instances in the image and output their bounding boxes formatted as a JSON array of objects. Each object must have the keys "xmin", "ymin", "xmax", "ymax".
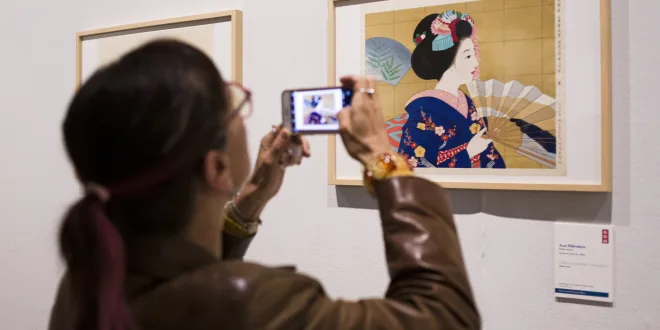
[{"xmin": 418, "ymin": 110, "xmax": 456, "ymax": 142}]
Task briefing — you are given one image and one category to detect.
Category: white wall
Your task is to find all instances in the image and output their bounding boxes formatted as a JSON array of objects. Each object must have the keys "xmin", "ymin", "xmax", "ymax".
[{"xmin": 1, "ymin": 0, "xmax": 658, "ymax": 329}]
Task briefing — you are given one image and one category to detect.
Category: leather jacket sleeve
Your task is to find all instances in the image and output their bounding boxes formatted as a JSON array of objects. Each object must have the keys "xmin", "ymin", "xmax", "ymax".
[
  {"xmin": 222, "ymin": 231, "xmax": 254, "ymax": 261},
  {"xmin": 247, "ymin": 176, "xmax": 480, "ymax": 329}
]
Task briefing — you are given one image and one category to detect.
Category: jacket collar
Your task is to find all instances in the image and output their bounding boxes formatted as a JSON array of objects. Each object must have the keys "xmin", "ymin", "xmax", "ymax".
[{"xmin": 125, "ymin": 235, "xmax": 218, "ymax": 280}]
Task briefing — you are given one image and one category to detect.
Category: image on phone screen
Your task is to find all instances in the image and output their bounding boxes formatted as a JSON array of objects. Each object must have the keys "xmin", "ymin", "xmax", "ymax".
[{"xmin": 290, "ymin": 88, "xmax": 352, "ymax": 133}]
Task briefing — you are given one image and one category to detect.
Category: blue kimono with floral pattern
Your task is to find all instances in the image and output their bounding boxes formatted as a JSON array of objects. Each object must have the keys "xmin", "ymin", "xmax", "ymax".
[{"xmin": 397, "ymin": 94, "xmax": 506, "ymax": 169}]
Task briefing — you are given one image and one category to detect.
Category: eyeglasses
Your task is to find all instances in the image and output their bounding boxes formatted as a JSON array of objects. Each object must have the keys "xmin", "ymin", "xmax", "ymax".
[{"xmin": 227, "ymin": 82, "xmax": 253, "ymax": 120}]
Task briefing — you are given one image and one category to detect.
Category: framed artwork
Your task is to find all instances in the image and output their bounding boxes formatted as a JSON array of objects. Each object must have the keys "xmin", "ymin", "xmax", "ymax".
[
  {"xmin": 328, "ymin": 0, "xmax": 612, "ymax": 192},
  {"xmin": 76, "ymin": 11, "xmax": 243, "ymax": 87}
]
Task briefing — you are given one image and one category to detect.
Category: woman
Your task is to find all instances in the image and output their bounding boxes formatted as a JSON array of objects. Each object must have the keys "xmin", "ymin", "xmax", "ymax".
[
  {"xmin": 398, "ymin": 11, "xmax": 505, "ymax": 169},
  {"xmin": 305, "ymin": 95, "xmax": 325, "ymax": 124},
  {"xmin": 306, "ymin": 95, "xmax": 338, "ymax": 125},
  {"xmin": 48, "ymin": 40, "xmax": 480, "ymax": 330}
]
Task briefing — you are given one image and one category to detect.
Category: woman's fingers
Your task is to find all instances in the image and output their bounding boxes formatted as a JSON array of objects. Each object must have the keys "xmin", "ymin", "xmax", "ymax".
[
  {"xmin": 274, "ymin": 133, "xmax": 312, "ymax": 166},
  {"xmin": 351, "ymin": 77, "xmax": 376, "ymax": 133},
  {"xmin": 283, "ymin": 144, "xmax": 303, "ymax": 166},
  {"xmin": 339, "ymin": 76, "xmax": 357, "ymax": 90},
  {"xmin": 287, "ymin": 135, "xmax": 309, "ymax": 165},
  {"xmin": 350, "ymin": 76, "xmax": 369, "ymax": 116},
  {"xmin": 269, "ymin": 128, "xmax": 292, "ymax": 161},
  {"xmin": 365, "ymin": 78, "xmax": 383, "ymax": 126},
  {"xmin": 478, "ymin": 129, "xmax": 493, "ymax": 143},
  {"xmin": 337, "ymin": 75, "xmax": 392, "ymax": 165},
  {"xmin": 340, "ymin": 75, "xmax": 378, "ymax": 121},
  {"xmin": 261, "ymin": 125, "xmax": 283, "ymax": 149},
  {"xmin": 337, "ymin": 108, "xmax": 352, "ymax": 134},
  {"xmin": 300, "ymin": 136, "xmax": 311, "ymax": 158},
  {"xmin": 365, "ymin": 77, "xmax": 378, "ymax": 103}
]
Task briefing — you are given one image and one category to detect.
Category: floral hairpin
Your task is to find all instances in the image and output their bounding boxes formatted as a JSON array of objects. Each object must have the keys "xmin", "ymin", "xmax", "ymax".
[
  {"xmin": 413, "ymin": 31, "xmax": 427, "ymax": 46},
  {"xmin": 429, "ymin": 10, "xmax": 474, "ymax": 52}
]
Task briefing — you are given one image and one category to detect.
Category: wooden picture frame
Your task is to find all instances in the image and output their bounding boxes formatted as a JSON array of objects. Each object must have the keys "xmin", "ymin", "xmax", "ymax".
[
  {"xmin": 76, "ymin": 10, "xmax": 243, "ymax": 88},
  {"xmin": 327, "ymin": 0, "xmax": 612, "ymax": 192}
]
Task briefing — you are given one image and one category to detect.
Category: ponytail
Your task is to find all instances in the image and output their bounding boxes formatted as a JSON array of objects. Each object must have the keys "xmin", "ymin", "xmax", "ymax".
[
  {"xmin": 59, "ymin": 193, "xmax": 133, "ymax": 330},
  {"xmin": 60, "ymin": 157, "xmax": 186, "ymax": 330}
]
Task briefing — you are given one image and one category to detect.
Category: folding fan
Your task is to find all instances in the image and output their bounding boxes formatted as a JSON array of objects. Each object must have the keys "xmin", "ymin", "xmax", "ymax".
[{"xmin": 467, "ymin": 79, "xmax": 558, "ymax": 168}]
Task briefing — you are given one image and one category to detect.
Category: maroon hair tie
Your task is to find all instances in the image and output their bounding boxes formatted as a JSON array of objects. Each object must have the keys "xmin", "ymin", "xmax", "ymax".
[
  {"xmin": 85, "ymin": 182, "xmax": 111, "ymax": 203},
  {"xmin": 78, "ymin": 151, "xmax": 183, "ymax": 204}
]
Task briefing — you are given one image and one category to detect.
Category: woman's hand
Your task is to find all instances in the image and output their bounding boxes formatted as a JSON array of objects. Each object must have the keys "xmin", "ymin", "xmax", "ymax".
[
  {"xmin": 233, "ymin": 125, "xmax": 311, "ymax": 220},
  {"xmin": 337, "ymin": 76, "xmax": 392, "ymax": 166},
  {"xmin": 466, "ymin": 127, "xmax": 492, "ymax": 158}
]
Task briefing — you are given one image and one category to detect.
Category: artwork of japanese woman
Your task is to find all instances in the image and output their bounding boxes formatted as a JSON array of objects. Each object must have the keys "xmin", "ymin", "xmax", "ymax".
[{"xmin": 366, "ymin": 0, "xmax": 561, "ymax": 171}]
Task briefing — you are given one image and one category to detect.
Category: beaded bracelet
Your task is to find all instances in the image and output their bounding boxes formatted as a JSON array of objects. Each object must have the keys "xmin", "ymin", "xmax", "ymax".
[
  {"xmin": 363, "ymin": 153, "xmax": 414, "ymax": 196},
  {"xmin": 223, "ymin": 202, "xmax": 262, "ymax": 238}
]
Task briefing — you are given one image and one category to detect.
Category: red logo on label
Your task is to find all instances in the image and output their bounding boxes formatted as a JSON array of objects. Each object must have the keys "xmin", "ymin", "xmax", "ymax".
[{"xmin": 602, "ymin": 229, "xmax": 609, "ymax": 244}]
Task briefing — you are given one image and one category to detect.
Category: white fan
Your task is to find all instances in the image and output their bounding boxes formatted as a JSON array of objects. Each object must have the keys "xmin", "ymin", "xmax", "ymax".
[{"xmin": 467, "ymin": 79, "xmax": 558, "ymax": 168}]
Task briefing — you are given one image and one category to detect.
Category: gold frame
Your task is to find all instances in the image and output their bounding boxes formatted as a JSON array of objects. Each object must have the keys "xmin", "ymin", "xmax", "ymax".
[
  {"xmin": 76, "ymin": 10, "xmax": 243, "ymax": 88},
  {"xmin": 327, "ymin": 0, "xmax": 612, "ymax": 192}
]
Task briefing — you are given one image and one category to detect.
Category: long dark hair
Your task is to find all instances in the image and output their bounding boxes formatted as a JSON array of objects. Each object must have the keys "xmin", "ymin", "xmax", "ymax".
[
  {"xmin": 59, "ymin": 39, "xmax": 230, "ymax": 330},
  {"xmin": 411, "ymin": 14, "xmax": 474, "ymax": 80}
]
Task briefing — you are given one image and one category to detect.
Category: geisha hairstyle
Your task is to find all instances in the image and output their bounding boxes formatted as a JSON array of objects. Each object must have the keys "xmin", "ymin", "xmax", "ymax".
[{"xmin": 411, "ymin": 12, "xmax": 474, "ymax": 80}]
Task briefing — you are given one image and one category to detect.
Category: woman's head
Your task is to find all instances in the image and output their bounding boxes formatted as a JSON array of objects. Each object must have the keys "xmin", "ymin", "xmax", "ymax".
[
  {"xmin": 60, "ymin": 39, "xmax": 251, "ymax": 330},
  {"xmin": 411, "ymin": 11, "xmax": 479, "ymax": 84}
]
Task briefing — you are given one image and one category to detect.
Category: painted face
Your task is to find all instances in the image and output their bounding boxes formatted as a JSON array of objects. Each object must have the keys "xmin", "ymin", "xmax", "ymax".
[{"xmin": 453, "ymin": 38, "xmax": 479, "ymax": 84}]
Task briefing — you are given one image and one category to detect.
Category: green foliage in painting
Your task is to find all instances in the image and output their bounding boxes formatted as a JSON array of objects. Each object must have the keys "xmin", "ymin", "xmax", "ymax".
[
  {"xmin": 366, "ymin": 40, "xmax": 402, "ymax": 81},
  {"xmin": 381, "ymin": 56, "xmax": 402, "ymax": 81}
]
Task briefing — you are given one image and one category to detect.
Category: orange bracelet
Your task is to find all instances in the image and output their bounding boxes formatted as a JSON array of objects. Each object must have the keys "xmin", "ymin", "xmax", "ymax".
[{"xmin": 363, "ymin": 152, "xmax": 414, "ymax": 195}]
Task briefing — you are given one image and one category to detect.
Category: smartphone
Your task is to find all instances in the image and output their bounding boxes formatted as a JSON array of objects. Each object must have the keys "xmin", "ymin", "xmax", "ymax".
[{"xmin": 282, "ymin": 87, "xmax": 353, "ymax": 134}]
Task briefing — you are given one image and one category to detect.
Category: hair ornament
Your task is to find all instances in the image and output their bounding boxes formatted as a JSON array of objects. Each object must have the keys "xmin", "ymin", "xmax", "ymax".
[
  {"xmin": 413, "ymin": 32, "xmax": 427, "ymax": 46},
  {"xmin": 85, "ymin": 182, "xmax": 111, "ymax": 203},
  {"xmin": 430, "ymin": 10, "xmax": 475, "ymax": 52}
]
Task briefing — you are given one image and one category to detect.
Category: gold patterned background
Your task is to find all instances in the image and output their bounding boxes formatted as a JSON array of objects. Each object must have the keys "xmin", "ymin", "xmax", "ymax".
[{"xmin": 366, "ymin": 0, "xmax": 556, "ymax": 169}]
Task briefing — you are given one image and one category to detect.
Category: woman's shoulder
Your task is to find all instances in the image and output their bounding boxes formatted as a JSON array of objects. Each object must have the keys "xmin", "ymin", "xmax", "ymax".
[
  {"xmin": 128, "ymin": 262, "xmax": 321, "ymax": 328},
  {"xmin": 186, "ymin": 262, "xmax": 324, "ymax": 315},
  {"xmin": 138, "ymin": 261, "xmax": 318, "ymax": 300},
  {"xmin": 405, "ymin": 89, "xmax": 470, "ymax": 107},
  {"xmin": 405, "ymin": 90, "xmax": 444, "ymax": 108}
]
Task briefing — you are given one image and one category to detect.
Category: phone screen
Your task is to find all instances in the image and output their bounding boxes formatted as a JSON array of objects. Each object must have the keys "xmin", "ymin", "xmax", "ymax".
[{"xmin": 290, "ymin": 88, "xmax": 353, "ymax": 133}]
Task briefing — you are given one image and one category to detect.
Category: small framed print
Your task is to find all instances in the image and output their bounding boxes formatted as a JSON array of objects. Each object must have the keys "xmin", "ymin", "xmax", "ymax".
[{"xmin": 76, "ymin": 10, "xmax": 243, "ymax": 87}]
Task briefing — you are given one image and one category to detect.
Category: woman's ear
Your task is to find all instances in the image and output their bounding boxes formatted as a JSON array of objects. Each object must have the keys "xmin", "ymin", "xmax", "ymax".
[{"xmin": 202, "ymin": 150, "xmax": 234, "ymax": 195}]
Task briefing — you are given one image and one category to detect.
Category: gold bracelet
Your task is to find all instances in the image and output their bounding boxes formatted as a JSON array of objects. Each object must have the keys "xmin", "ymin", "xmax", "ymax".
[
  {"xmin": 223, "ymin": 216, "xmax": 250, "ymax": 238},
  {"xmin": 223, "ymin": 202, "xmax": 261, "ymax": 238}
]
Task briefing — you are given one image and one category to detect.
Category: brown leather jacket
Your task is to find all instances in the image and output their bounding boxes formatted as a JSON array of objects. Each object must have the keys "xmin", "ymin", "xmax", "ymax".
[{"xmin": 49, "ymin": 176, "xmax": 480, "ymax": 329}]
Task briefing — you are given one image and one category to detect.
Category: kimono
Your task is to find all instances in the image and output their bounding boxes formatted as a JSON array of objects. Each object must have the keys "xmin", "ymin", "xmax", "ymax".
[
  {"xmin": 307, "ymin": 104, "xmax": 339, "ymax": 125},
  {"xmin": 397, "ymin": 90, "xmax": 506, "ymax": 169}
]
